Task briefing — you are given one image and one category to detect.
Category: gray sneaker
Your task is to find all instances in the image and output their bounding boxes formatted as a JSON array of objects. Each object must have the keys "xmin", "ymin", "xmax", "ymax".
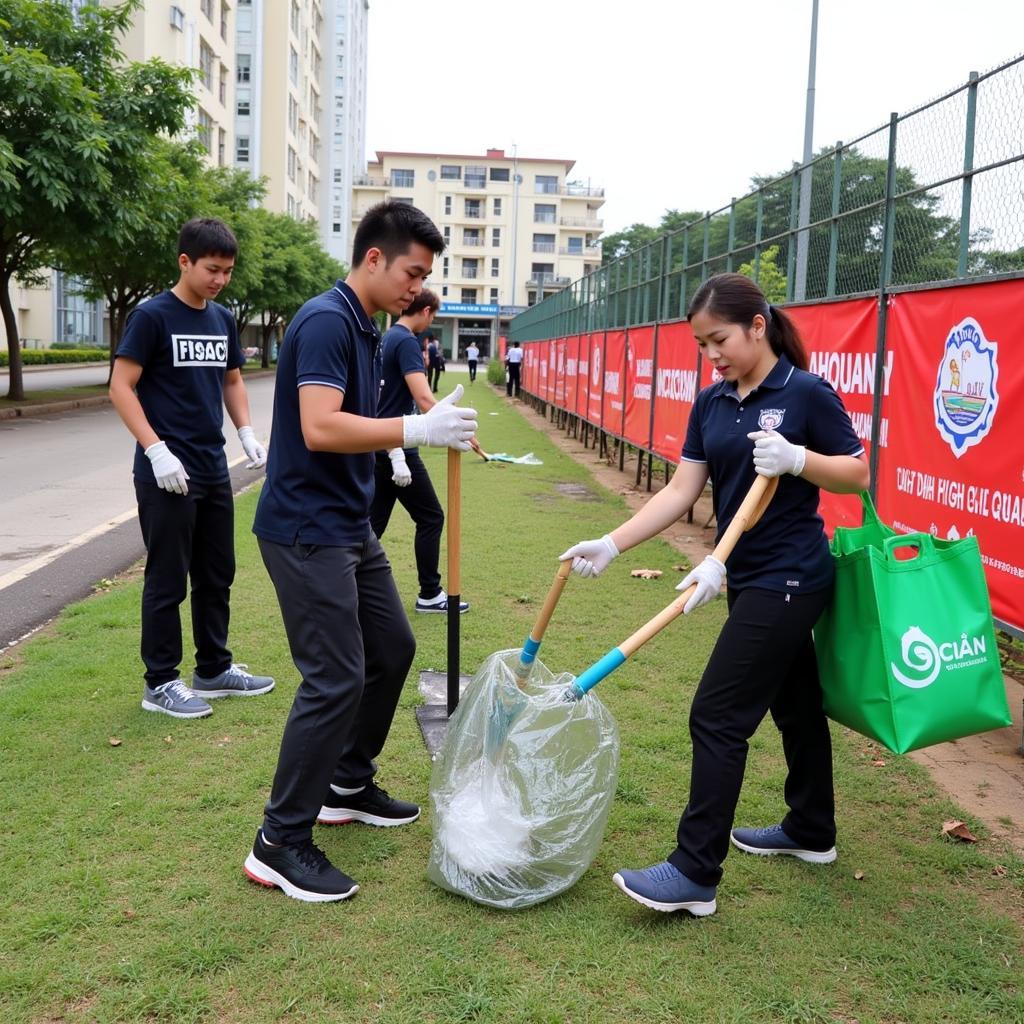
[
  {"xmin": 141, "ymin": 679, "xmax": 213, "ymax": 719},
  {"xmin": 191, "ymin": 662, "xmax": 275, "ymax": 699}
]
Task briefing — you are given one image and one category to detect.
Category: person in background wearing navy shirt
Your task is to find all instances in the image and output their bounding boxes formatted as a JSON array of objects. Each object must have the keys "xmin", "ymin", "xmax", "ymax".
[
  {"xmin": 110, "ymin": 218, "xmax": 273, "ymax": 721},
  {"xmin": 244, "ymin": 201, "xmax": 477, "ymax": 903},
  {"xmin": 371, "ymin": 287, "xmax": 469, "ymax": 615},
  {"xmin": 560, "ymin": 273, "xmax": 869, "ymax": 917}
]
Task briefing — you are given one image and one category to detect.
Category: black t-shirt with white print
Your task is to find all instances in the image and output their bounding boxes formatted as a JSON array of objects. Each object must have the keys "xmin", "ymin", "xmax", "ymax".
[{"xmin": 115, "ymin": 290, "xmax": 244, "ymax": 485}]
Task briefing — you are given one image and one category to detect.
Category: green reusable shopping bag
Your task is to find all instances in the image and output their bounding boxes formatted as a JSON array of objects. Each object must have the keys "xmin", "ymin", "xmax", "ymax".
[{"xmin": 815, "ymin": 493, "xmax": 1011, "ymax": 754}]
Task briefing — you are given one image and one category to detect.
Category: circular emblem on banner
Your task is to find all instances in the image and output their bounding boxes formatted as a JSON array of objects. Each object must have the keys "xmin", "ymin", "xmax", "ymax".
[
  {"xmin": 933, "ymin": 317, "xmax": 999, "ymax": 459},
  {"xmin": 592, "ymin": 346, "xmax": 601, "ymax": 388}
]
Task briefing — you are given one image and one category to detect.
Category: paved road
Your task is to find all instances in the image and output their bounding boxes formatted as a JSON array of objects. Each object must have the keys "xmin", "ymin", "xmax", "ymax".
[
  {"xmin": 0, "ymin": 362, "xmax": 111, "ymax": 392},
  {"xmin": 0, "ymin": 374, "xmax": 276, "ymax": 648}
]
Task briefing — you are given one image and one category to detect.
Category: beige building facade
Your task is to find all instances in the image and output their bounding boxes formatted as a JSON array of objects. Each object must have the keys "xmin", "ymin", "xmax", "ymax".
[{"xmin": 351, "ymin": 149, "xmax": 604, "ymax": 359}]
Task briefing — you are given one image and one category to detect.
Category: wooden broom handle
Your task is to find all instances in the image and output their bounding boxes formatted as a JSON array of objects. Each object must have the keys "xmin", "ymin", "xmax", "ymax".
[{"xmin": 529, "ymin": 559, "xmax": 573, "ymax": 645}]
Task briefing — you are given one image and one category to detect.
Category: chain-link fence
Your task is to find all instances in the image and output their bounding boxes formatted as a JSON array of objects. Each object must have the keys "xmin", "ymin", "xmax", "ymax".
[{"xmin": 510, "ymin": 55, "xmax": 1024, "ymax": 343}]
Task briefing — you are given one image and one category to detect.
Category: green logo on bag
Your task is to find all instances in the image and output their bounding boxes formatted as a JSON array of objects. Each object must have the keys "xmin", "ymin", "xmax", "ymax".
[{"xmin": 890, "ymin": 625, "xmax": 990, "ymax": 689}]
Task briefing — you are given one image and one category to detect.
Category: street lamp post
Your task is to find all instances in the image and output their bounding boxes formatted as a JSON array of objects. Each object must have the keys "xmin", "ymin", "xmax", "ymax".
[{"xmin": 794, "ymin": 0, "xmax": 819, "ymax": 302}]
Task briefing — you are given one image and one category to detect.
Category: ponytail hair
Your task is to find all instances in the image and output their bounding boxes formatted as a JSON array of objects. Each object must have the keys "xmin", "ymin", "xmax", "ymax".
[{"xmin": 687, "ymin": 273, "xmax": 808, "ymax": 371}]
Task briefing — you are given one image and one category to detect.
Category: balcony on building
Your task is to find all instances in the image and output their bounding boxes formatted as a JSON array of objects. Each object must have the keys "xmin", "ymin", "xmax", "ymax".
[
  {"xmin": 526, "ymin": 272, "xmax": 571, "ymax": 288},
  {"xmin": 353, "ymin": 175, "xmax": 388, "ymax": 189},
  {"xmin": 560, "ymin": 215, "xmax": 604, "ymax": 230}
]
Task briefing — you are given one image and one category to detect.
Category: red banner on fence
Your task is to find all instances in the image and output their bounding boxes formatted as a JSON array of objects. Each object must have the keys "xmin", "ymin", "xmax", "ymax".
[
  {"xmin": 624, "ymin": 326, "xmax": 655, "ymax": 448},
  {"xmin": 876, "ymin": 280, "xmax": 1024, "ymax": 631},
  {"xmin": 575, "ymin": 335, "xmax": 590, "ymax": 418},
  {"xmin": 788, "ymin": 298, "xmax": 879, "ymax": 533},
  {"xmin": 651, "ymin": 321, "xmax": 699, "ymax": 463},
  {"xmin": 602, "ymin": 330, "xmax": 626, "ymax": 436},
  {"xmin": 553, "ymin": 337, "xmax": 567, "ymax": 407},
  {"xmin": 585, "ymin": 332, "xmax": 604, "ymax": 426}
]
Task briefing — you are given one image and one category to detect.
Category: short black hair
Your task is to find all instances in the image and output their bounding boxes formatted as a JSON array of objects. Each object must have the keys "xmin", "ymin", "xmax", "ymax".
[
  {"xmin": 352, "ymin": 201, "xmax": 444, "ymax": 267},
  {"xmin": 178, "ymin": 218, "xmax": 238, "ymax": 262},
  {"xmin": 404, "ymin": 288, "xmax": 440, "ymax": 317}
]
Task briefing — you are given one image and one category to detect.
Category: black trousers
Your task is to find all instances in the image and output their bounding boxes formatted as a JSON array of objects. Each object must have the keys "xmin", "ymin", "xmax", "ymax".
[
  {"xmin": 668, "ymin": 586, "xmax": 835, "ymax": 887},
  {"xmin": 135, "ymin": 479, "xmax": 234, "ymax": 687},
  {"xmin": 369, "ymin": 449, "xmax": 444, "ymax": 600},
  {"xmin": 428, "ymin": 365, "xmax": 442, "ymax": 392},
  {"xmin": 506, "ymin": 362, "xmax": 521, "ymax": 396},
  {"xmin": 467, "ymin": 360, "xmax": 478, "ymax": 382},
  {"xmin": 258, "ymin": 534, "xmax": 415, "ymax": 845}
]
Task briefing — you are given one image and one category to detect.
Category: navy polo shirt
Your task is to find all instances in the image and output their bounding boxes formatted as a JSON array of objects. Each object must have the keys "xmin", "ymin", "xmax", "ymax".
[
  {"xmin": 376, "ymin": 323, "xmax": 426, "ymax": 422},
  {"xmin": 682, "ymin": 354, "xmax": 864, "ymax": 594},
  {"xmin": 253, "ymin": 281, "xmax": 380, "ymax": 546},
  {"xmin": 115, "ymin": 291, "xmax": 244, "ymax": 485}
]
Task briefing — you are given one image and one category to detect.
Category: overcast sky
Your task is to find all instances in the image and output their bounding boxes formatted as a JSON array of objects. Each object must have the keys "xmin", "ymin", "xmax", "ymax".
[{"xmin": 365, "ymin": 1, "xmax": 1024, "ymax": 235}]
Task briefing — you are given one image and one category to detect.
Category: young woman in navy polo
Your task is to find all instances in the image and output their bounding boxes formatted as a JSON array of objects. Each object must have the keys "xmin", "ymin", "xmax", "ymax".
[{"xmin": 560, "ymin": 273, "xmax": 869, "ymax": 916}]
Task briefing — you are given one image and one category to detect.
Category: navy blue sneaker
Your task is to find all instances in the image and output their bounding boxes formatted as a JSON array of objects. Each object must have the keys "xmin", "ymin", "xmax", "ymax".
[
  {"xmin": 730, "ymin": 824, "xmax": 837, "ymax": 864},
  {"xmin": 612, "ymin": 861, "xmax": 716, "ymax": 916}
]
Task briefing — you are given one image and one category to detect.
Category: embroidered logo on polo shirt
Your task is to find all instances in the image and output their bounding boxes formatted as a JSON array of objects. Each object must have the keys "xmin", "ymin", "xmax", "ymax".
[
  {"xmin": 758, "ymin": 408, "xmax": 786, "ymax": 431},
  {"xmin": 172, "ymin": 334, "xmax": 228, "ymax": 367}
]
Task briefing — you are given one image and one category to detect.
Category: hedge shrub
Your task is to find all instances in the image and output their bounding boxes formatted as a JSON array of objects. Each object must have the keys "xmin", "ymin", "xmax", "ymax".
[{"xmin": 0, "ymin": 348, "xmax": 108, "ymax": 368}]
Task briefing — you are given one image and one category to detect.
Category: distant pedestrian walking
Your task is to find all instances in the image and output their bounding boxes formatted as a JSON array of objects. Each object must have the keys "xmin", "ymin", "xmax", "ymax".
[
  {"xmin": 465, "ymin": 342, "xmax": 480, "ymax": 383},
  {"xmin": 426, "ymin": 333, "xmax": 443, "ymax": 393},
  {"xmin": 506, "ymin": 340, "xmax": 523, "ymax": 397}
]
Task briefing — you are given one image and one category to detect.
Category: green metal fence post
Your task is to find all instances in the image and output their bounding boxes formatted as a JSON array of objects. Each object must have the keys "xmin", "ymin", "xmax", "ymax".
[
  {"xmin": 958, "ymin": 71, "xmax": 979, "ymax": 278},
  {"xmin": 827, "ymin": 140, "xmax": 843, "ymax": 297},
  {"xmin": 701, "ymin": 213, "xmax": 710, "ymax": 282},
  {"xmin": 786, "ymin": 166, "xmax": 800, "ymax": 302},
  {"xmin": 868, "ymin": 112, "xmax": 899, "ymax": 498},
  {"xmin": 726, "ymin": 198, "xmax": 736, "ymax": 272},
  {"xmin": 754, "ymin": 188, "xmax": 764, "ymax": 282},
  {"xmin": 680, "ymin": 225, "xmax": 690, "ymax": 317}
]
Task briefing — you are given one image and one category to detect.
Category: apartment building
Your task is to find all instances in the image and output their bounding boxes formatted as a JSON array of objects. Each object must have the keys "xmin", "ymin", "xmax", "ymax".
[
  {"xmin": 2, "ymin": 0, "xmax": 238, "ymax": 353},
  {"xmin": 351, "ymin": 150, "xmax": 604, "ymax": 359}
]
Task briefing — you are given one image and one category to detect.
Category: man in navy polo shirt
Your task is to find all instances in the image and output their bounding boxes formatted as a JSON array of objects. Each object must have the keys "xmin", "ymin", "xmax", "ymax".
[
  {"xmin": 371, "ymin": 286, "xmax": 469, "ymax": 615},
  {"xmin": 110, "ymin": 217, "xmax": 273, "ymax": 721},
  {"xmin": 244, "ymin": 201, "xmax": 477, "ymax": 903}
]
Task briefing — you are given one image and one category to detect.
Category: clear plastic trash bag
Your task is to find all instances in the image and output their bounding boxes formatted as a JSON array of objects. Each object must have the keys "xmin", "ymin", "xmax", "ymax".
[{"xmin": 427, "ymin": 649, "xmax": 619, "ymax": 909}]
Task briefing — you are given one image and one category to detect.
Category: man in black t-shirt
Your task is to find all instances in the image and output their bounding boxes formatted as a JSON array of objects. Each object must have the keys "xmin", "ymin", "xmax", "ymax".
[
  {"xmin": 110, "ymin": 218, "xmax": 273, "ymax": 720},
  {"xmin": 371, "ymin": 288, "xmax": 469, "ymax": 614}
]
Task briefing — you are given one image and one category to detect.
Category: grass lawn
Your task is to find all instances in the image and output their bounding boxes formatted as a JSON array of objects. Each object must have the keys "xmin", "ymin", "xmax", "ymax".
[
  {"xmin": 1, "ymin": 373, "xmax": 1021, "ymax": 1024},
  {"xmin": 0, "ymin": 383, "xmax": 110, "ymax": 407}
]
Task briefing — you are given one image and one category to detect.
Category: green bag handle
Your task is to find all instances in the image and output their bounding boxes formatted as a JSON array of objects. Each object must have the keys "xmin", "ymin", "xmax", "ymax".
[
  {"xmin": 882, "ymin": 532, "xmax": 935, "ymax": 563},
  {"xmin": 858, "ymin": 490, "xmax": 884, "ymax": 526}
]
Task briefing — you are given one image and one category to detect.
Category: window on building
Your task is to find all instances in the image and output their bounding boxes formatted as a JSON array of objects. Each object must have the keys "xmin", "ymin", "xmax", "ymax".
[
  {"xmin": 219, "ymin": 64, "xmax": 228, "ymax": 104},
  {"xmin": 440, "ymin": 164, "xmax": 461, "ymax": 180},
  {"xmin": 442, "ymin": 286, "xmax": 449, "ymax": 297},
  {"xmin": 220, "ymin": 2, "xmax": 229, "ymax": 41},
  {"xmin": 289, "ymin": 46, "xmax": 298, "ymax": 85},
  {"xmin": 490, "ymin": 287, "xmax": 499, "ymax": 303},
  {"xmin": 534, "ymin": 203, "xmax": 556, "ymax": 224},
  {"xmin": 492, "ymin": 227, "xmax": 501, "ymax": 247},
  {"xmin": 237, "ymin": 96, "xmax": 250, "ymax": 117},
  {"xmin": 236, "ymin": 135, "xmax": 250, "ymax": 162},
  {"xmin": 464, "ymin": 198, "xmax": 482, "ymax": 219},
  {"xmin": 531, "ymin": 262, "xmax": 554, "ymax": 278},
  {"xmin": 443, "ymin": 226, "xmax": 451, "ymax": 244},
  {"xmin": 290, "ymin": 0, "xmax": 300, "ymax": 34},
  {"xmin": 535, "ymin": 174, "xmax": 558, "ymax": 194},
  {"xmin": 333, "ymin": 167, "xmax": 342, "ymax": 183},
  {"xmin": 287, "ymin": 193, "xmax": 296, "ymax": 217},
  {"xmin": 489, "ymin": 167, "xmax": 510, "ymax": 182},
  {"xmin": 461, "ymin": 288, "xmax": 477, "ymax": 303},
  {"xmin": 288, "ymin": 96, "xmax": 298, "ymax": 135},
  {"xmin": 55, "ymin": 272, "xmax": 101, "ymax": 346},
  {"xmin": 308, "ymin": 172, "xmax": 318, "ymax": 203},
  {"xmin": 287, "ymin": 146, "xmax": 297, "ymax": 182},
  {"xmin": 463, "ymin": 228, "xmax": 480, "ymax": 246},
  {"xmin": 462, "ymin": 258, "xmax": 479, "ymax": 279},
  {"xmin": 567, "ymin": 236, "xmax": 584, "ymax": 254},
  {"xmin": 392, "ymin": 197, "xmax": 413, "ymax": 205},
  {"xmin": 442, "ymin": 256, "xmax": 449, "ymax": 278},
  {"xmin": 390, "ymin": 168, "xmax": 414, "ymax": 188},
  {"xmin": 199, "ymin": 40, "xmax": 214, "ymax": 90},
  {"xmin": 492, "ymin": 197, "xmax": 502, "ymax": 217},
  {"xmin": 236, "ymin": 53, "xmax": 251, "ymax": 83},
  {"xmin": 333, "ymin": 223, "xmax": 341, "ymax": 233},
  {"xmin": 170, "ymin": 5, "xmax": 185, "ymax": 31},
  {"xmin": 218, "ymin": 127, "xmax": 227, "ymax": 166},
  {"xmin": 464, "ymin": 165, "xmax": 486, "ymax": 189},
  {"xmin": 196, "ymin": 108, "xmax": 213, "ymax": 153},
  {"xmin": 532, "ymin": 233, "xmax": 555, "ymax": 253},
  {"xmin": 201, "ymin": 0, "xmax": 213, "ymax": 20},
  {"xmin": 490, "ymin": 258, "xmax": 500, "ymax": 277},
  {"xmin": 444, "ymin": 196, "xmax": 452, "ymax": 216}
]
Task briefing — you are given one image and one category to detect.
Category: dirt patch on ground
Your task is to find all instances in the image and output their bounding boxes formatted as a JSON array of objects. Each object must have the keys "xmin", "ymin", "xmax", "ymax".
[{"xmin": 510, "ymin": 392, "xmax": 1024, "ymax": 855}]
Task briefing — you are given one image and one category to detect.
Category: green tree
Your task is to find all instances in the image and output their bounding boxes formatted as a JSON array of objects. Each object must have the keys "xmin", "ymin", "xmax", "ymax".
[
  {"xmin": 738, "ymin": 244, "xmax": 787, "ymax": 302},
  {"xmin": 0, "ymin": 0, "xmax": 192, "ymax": 400}
]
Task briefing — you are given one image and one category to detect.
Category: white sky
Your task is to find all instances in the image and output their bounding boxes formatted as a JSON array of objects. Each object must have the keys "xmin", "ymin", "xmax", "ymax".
[{"xmin": 365, "ymin": 0, "xmax": 1024, "ymax": 235}]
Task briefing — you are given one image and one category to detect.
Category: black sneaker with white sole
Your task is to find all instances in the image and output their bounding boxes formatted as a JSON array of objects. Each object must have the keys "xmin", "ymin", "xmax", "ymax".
[
  {"xmin": 415, "ymin": 589, "xmax": 470, "ymax": 614},
  {"xmin": 243, "ymin": 829, "xmax": 358, "ymax": 902},
  {"xmin": 317, "ymin": 782, "xmax": 420, "ymax": 827}
]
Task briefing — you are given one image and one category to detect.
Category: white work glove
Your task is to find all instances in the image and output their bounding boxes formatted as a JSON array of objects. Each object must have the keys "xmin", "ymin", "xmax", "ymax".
[
  {"xmin": 144, "ymin": 441, "xmax": 189, "ymax": 495},
  {"xmin": 402, "ymin": 383, "xmax": 478, "ymax": 450},
  {"xmin": 747, "ymin": 430, "xmax": 806, "ymax": 478},
  {"xmin": 558, "ymin": 534, "xmax": 619, "ymax": 579},
  {"xmin": 676, "ymin": 555, "xmax": 727, "ymax": 614},
  {"xmin": 388, "ymin": 447, "xmax": 412, "ymax": 487},
  {"xmin": 238, "ymin": 425, "xmax": 267, "ymax": 469}
]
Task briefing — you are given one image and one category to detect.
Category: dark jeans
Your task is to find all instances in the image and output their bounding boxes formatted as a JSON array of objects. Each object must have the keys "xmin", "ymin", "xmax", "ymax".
[
  {"xmin": 258, "ymin": 534, "xmax": 415, "ymax": 845},
  {"xmin": 428, "ymin": 365, "xmax": 442, "ymax": 392},
  {"xmin": 668, "ymin": 586, "xmax": 835, "ymax": 887},
  {"xmin": 135, "ymin": 479, "xmax": 234, "ymax": 687},
  {"xmin": 467, "ymin": 360, "xmax": 478, "ymax": 382},
  {"xmin": 506, "ymin": 362, "xmax": 521, "ymax": 396},
  {"xmin": 370, "ymin": 449, "xmax": 444, "ymax": 600}
]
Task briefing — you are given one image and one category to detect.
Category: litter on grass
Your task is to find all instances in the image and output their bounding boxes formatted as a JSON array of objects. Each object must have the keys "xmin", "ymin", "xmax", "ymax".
[
  {"xmin": 484, "ymin": 451, "xmax": 543, "ymax": 465},
  {"xmin": 428, "ymin": 649, "xmax": 619, "ymax": 909}
]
